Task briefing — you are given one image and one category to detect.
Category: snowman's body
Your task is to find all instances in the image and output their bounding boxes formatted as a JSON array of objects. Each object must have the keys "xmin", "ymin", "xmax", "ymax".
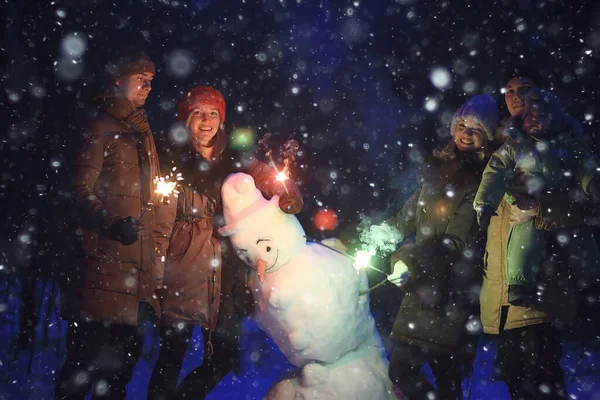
[
  {"xmin": 219, "ymin": 173, "xmax": 396, "ymax": 400},
  {"xmin": 251, "ymin": 243, "xmax": 395, "ymax": 399},
  {"xmin": 250, "ymin": 242, "xmax": 376, "ymax": 366}
]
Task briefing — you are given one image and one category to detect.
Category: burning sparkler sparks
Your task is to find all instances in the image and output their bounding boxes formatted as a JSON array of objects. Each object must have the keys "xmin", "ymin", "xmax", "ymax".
[
  {"xmin": 353, "ymin": 248, "xmax": 375, "ymax": 271},
  {"xmin": 141, "ymin": 167, "xmax": 184, "ymax": 219},
  {"xmin": 154, "ymin": 167, "xmax": 184, "ymax": 203},
  {"xmin": 348, "ymin": 247, "xmax": 394, "ymax": 296},
  {"xmin": 320, "ymin": 241, "xmax": 392, "ymax": 296},
  {"xmin": 352, "ymin": 247, "xmax": 388, "ymax": 276},
  {"xmin": 275, "ymin": 171, "xmax": 288, "ymax": 182},
  {"xmin": 352, "ymin": 222, "xmax": 406, "ymax": 294},
  {"xmin": 257, "ymin": 133, "xmax": 300, "ymax": 193}
]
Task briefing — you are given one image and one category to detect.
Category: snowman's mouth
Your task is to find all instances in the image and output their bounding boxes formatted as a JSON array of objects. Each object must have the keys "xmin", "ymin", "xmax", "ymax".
[
  {"xmin": 256, "ymin": 250, "xmax": 280, "ymax": 283},
  {"xmin": 266, "ymin": 250, "xmax": 279, "ymax": 272}
]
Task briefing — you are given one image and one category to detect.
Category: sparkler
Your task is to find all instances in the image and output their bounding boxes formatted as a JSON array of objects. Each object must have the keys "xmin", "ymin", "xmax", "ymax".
[
  {"xmin": 275, "ymin": 171, "xmax": 288, "ymax": 182},
  {"xmin": 320, "ymin": 240, "xmax": 391, "ymax": 296},
  {"xmin": 351, "ymin": 247, "xmax": 398, "ymax": 296},
  {"xmin": 257, "ymin": 133, "xmax": 300, "ymax": 192},
  {"xmin": 352, "ymin": 248, "xmax": 389, "ymax": 277},
  {"xmin": 140, "ymin": 167, "xmax": 184, "ymax": 219},
  {"xmin": 351, "ymin": 221, "xmax": 406, "ymax": 294}
]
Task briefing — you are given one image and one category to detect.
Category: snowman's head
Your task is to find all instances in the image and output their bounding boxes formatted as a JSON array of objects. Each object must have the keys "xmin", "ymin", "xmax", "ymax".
[{"xmin": 219, "ymin": 173, "xmax": 307, "ymax": 282}]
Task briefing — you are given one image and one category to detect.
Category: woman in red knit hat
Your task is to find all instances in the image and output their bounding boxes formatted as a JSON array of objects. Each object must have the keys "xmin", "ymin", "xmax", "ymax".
[{"xmin": 148, "ymin": 86, "xmax": 303, "ymax": 399}]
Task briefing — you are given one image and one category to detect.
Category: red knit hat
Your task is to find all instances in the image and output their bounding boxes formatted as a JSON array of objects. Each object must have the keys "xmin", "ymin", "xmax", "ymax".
[{"xmin": 177, "ymin": 86, "xmax": 226, "ymax": 123}]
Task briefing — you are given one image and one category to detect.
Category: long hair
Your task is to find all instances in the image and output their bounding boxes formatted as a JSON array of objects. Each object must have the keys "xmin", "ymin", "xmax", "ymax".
[{"xmin": 432, "ymin": 138, "xmax": 458, "ymax": 161}]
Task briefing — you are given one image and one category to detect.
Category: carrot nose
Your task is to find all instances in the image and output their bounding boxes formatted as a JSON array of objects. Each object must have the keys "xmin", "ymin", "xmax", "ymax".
[{"xmin": 257, "ymin": 259, "xmax": 267, "ymax": 283}]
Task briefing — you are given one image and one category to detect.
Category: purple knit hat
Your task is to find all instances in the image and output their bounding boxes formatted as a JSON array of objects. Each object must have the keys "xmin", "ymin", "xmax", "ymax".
[{"xmin": 450, "ymin": 94, "xmax": 500, "ymax": 141}]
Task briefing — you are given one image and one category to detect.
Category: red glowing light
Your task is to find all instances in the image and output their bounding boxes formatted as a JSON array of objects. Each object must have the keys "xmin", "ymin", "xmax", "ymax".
[{"xmin": 313, "ymin": 208, "xmax": 338, "ymax": 231}]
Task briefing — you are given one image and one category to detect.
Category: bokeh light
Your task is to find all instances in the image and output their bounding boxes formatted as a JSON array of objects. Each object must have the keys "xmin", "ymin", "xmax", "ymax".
[
  {"xmin": 229, "ymin": 127, "xmax": 256, "ymax": 151},
  {"xmin": 430, "ymin": 66, "xmax": 452, "ymax": 90},
  {"xmin": 313, "ymin": 208, "xmax": 339, "ymax": 231}
]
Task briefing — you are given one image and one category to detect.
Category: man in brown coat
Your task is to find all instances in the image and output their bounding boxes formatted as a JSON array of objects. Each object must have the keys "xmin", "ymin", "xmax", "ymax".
[{"xmin": 54, "ymin": 48, "xmax": 162, "ymax": 400}]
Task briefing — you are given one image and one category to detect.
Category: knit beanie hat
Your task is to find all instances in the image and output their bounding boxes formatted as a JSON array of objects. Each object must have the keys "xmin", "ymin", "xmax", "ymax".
[
  {"xmin": 105, "ymin": 47, "xmax": 155, "ymax": 80},
  {"xmin": 450, "ymin": 94, "xmax": 499, "ymax": 141},
  {"xmin": 177, "ymin": 86, "xmax": 226, "ymax": 124}
]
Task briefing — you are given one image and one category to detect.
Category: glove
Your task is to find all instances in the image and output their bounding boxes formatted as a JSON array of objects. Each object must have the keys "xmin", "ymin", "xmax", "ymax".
[
  {"xmin": 387, "ymin": 260, "xmax": 410, "ymax": 288},
  {"xmin": 279, "ymin": 192, "xmax": 303, "ymax": 214},
  {"xmin": 109, "ymin": 216, "xmax": 142, "ymax": 245}
]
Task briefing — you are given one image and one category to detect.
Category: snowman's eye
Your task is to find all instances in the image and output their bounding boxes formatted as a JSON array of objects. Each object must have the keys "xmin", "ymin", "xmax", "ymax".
[{"xmin": 266, "ymin": 246, "xmax": 272, "ymax": 252}]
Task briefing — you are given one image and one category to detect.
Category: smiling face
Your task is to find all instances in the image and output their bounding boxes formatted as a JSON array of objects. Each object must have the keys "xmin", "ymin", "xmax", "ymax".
[
  {"xmin": 504, "ymin": 76, "xmax": 536, "ymax": 116},
  {"xmin": 115, "ymin": 72, "xmax": 153, "ymax": 108},
  {"xmin": 187, "ymin": 104, "xmax": 221, "ymax": 152},
  {"xmin": 453, "ymin": 118, "xmax": 488, "ymax": 152},
  {"xmin": 235, "ymin": 236, "xmax": 281, "ymax": 280},
  {"xmin": 236, "ymin": 237, "xmax": 280, "ymax": 269},
  {"xmin": 228, "ymin": 207, "xmax": 307, "ymax": 283}
]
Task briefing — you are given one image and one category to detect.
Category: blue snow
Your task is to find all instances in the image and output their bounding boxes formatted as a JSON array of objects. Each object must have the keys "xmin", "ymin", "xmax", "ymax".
[{"xmin": 1, "ymin": 278, "xmax": 599, "ymax": 399}]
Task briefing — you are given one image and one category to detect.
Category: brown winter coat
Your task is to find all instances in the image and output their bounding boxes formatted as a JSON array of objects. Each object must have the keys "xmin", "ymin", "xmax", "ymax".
[
  {"xmin": 71, "ymin": 101, "xmax": 162, "ymax": 326},
  {"xmin": 155, "ymin": 131, "xmax": 302, "ymax": 330},
  {"xmin": 389, "ymin": 153, "xmax": 486, "ymax": 354}
]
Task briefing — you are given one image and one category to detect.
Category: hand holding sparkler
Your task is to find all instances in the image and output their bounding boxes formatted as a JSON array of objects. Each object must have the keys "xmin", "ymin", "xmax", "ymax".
[{"xmin": 387, "ymin": 260, "xmax": 410, "ymax": 288}]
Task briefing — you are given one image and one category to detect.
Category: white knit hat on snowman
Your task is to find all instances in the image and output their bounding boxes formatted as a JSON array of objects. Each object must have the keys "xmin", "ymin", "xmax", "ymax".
[{"xmin": 218, "ymin": 173, "xmax": 279, "ymax": 237}]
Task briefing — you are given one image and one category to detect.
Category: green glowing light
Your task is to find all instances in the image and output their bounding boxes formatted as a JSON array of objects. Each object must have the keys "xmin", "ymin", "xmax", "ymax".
[{"xmin": 230, "ymin": 128, "xmax": 256, "ymax": 151}]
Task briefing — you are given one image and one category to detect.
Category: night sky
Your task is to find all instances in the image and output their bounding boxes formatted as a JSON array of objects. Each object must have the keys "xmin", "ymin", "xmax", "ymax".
[{"xmin": 1, "ymin": 0, "xmax": 600, "ymax": 398}]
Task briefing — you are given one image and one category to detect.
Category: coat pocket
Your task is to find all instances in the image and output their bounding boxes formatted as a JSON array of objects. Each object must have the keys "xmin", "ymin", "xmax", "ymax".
[
  {"xmin": 167, "ymin": 223, "xmax": 193, "ymax": 262},
  {"xmin": 97, "ymin": 247, "xmax": 119, "ymax": 264}
]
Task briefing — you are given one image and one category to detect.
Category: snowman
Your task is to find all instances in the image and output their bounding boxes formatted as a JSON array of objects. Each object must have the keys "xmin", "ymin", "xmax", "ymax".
[{"xmin": 218, "ymin": 173, "xmax": 397, "ymax": 400}]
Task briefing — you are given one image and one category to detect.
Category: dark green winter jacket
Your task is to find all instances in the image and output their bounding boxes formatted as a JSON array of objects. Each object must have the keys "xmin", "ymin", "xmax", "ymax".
[{"xmin": 389, "ymin": 152, "xmax": 487, "ymax": 354}]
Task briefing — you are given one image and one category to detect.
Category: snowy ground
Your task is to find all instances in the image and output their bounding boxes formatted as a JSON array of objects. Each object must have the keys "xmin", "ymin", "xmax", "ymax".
[{"xmin": 1, "ymin": 279, "xmax": 600, "ymax": 400}]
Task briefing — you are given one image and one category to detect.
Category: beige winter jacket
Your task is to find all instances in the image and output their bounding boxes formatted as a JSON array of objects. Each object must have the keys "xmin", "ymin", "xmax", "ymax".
[{"xmin": 480, "ymin": 198, "xmax": 577, "ymax": 334}]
